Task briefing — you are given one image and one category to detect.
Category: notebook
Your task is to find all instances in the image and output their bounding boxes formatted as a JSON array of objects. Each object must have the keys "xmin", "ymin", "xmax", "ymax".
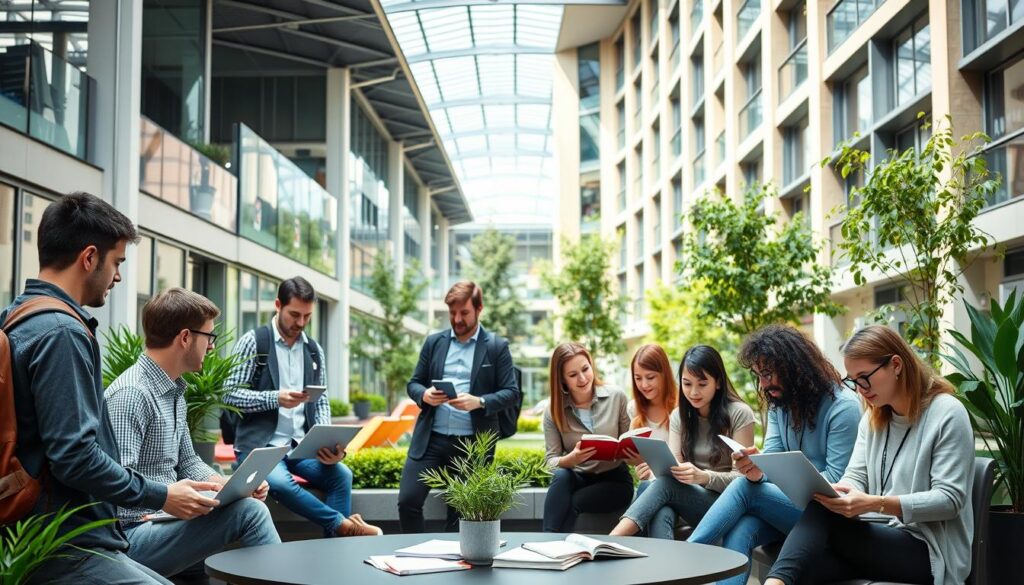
[{"xmin": 365, "ymin": 555, "xmax": 471, "ymax": 576}]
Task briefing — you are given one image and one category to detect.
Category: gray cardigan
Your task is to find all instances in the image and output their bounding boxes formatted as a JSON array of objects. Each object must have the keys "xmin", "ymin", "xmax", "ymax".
[{"xmin": 840, "ymin": 393, "xmax": 974, "ymax": 585}]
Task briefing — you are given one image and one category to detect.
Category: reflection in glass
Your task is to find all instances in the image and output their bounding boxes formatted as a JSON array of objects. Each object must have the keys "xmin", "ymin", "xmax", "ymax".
[
  {"xmin": 142, "ymin": 0, "xmax": 205, "ymax": 142},
  {"xmin": 581, "ymin": 178, "xmax": 601, "ymax": 234},
  {"xmin": 984, "ymin": 139, "xmax": 1024, "ymax": 207},
  {"xmin": 155, "ymin": 241, "xmax": 185, "ymax": 293},
  {"xmin": 19, "ymin": 192, "xmax": 50, "ymax": 284},
  {"xmin": 137, "ymin": 236, "xmax": 153, "ymax": 299},
  {"xmin": 349, "ymin": 102, "xmax": 391, "ymax": 293},
  {"xmin": 986, "ymin": 56, "xmax": 1024, "ymax": 139},
  {"xmin": 0, "ymin": 184, "xmax": 14, "ymax": 306},
  {"xmin": 580, "ymin": 113, "xmax": 601, "ymax": 168},
  {"xmin": 578, "ymin": 43, "xmax": 601, "ymax": 111},
  {"xmin": 240, "ymin": 270, "xmax": 258, "ymax": 334}
]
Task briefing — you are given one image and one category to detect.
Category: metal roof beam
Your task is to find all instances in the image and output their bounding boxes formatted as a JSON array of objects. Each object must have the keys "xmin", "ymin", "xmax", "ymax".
[
  {"xmin": 440, "ymin": 127, "xmax": 551, "ymax": 139},
  {"xmin": 215, "ymin": 0, "xmax": 380, "ymax": 31},
  {"xmin": 212, "ymin": 38, "xmax": 329, "ymax": 68},
  {"xmin": 427, "ymin": 95, "xmax": 548, "ymax": 109},
  {"xmin": 384, "ymin": 0, "xmax": 626, "ymax": 13},
  {"xmin": 449, "ymin": 148, "xmax": 551, "ymax": 158},
  {"xmin": 213, "ymin": 14, "xmax": 376, "ymax": 34},
  {"xmin": 275, "ymin": 26, "xmax": 392, "ymax": 59},
  {"xmin": 405, "ymin": 45, "xmax": 549, "ymax": 64}
]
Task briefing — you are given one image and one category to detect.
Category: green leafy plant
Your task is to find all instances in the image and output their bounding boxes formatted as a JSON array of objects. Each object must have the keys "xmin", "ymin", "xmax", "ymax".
[
  {"xmin": 330, "ymin": 399, "xmax": 350, "ymax": 417},
  {"xmin": 0, "ymin": 504, "xmax": 116, "ymax": 585},
  {"xmin": 351, "ymin": 254, "xmax": 428, "ymax": 409},
  {"xmin": 346, "ymin": 446, "xmax": 550, "ymax": 489},
  {"xmin": 677, "ymin": 183, "xmax": 844, "ymax": 336},
  {"xmin": 541, "ymin": 236, "xmax": 625, "ymax": 360},
  {"xmin": 101, "ymin": 325, "xmax": 144, "ymax": 388},
  {"xmin": 420, "ymin": 431, "xmax": 549, "ymax": 521},
  {"xmin": 350, "ymin": 391, "xmax": 387, "ymax": 413},
  {"xmin": 182, "ymin": 327, "xmax": 250, "ymax": 442},
  {"xmin": 834, "ymin": 115, "xmax": 1001, "ymax": 365},
  {"xmin": 516, "ymin": 417, "xmax": 541, "ymax": 434},
  {"xmin": 464, "ymin": 228, "xmax": 527, "ymax": 341},
  {"xmin": 187, "ymin": 140, "xmax": 231, "ymax": 166},
  {"xmin": 944, "ymin": 291, "xmax": 1024, "ymax": 512}
]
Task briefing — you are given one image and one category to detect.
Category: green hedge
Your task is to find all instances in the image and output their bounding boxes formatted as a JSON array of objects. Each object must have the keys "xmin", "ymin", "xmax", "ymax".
[
  {"xmin": 347, "ymin": 446, "xmax": 550, "ymax": 489},
  {"xmin": 516, "ymin": 417, "xmax": 541, "ymax": 433}
]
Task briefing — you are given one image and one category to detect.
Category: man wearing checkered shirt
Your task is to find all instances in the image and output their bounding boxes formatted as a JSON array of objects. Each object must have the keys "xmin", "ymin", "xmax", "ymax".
[{"xmin": 106, "ymin": 288, "xmax": 280, "ymax": 578}]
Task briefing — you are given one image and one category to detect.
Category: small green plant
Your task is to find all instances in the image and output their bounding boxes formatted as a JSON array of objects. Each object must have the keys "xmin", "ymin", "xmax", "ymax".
[
  {"xmin": 101, "ymin": 325, "xmax": 144, "ymax": 388},
  {"xmin": 420, "ymin": 431, "xmax": 549, "ymax": 521},
  {"xmin": 0, "ymin": 504, "xmax": 116, "ymax": 585},
  {"xmin": 516, "ymin": 417, "xmax": 541, "ymax": 434},
  {"xmin": 182, "ymin": 327, "xmax": 250, "ymax": 442},
  {"xmin": 350, "ymin": 391, "xmax": 387, "ymax": 413},
  {"xmin": 188, "ymin": 140, "xmax": 231, "ymax": 166},
  {"xmin": 944, "ymin": 290, "xmax": 1024, "ymax": 513},
  {"xmin": 330, "ymin": 399, "xmax": 350, "ymax": 417}
]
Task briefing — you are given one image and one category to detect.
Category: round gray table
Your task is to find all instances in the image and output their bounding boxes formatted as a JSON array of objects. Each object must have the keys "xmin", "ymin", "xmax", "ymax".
[{"xmin": 205, "ymin": 532, "xmax": 747, "ymax": 585}]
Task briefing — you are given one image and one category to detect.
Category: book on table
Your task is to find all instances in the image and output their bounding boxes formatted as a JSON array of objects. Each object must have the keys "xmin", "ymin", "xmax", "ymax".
[
  {"xmin": 522, "ymin": 533, "xmax": 647, "ymax": 561},
  {"xmin": 393, "ymin": 539, "xmax": 507, "ymax": 560},
  {"xmin": 491, "ymin": 546, "xmax": 585, "ymax": 571},
  {"xmin": 364, "ymin": 555, "xmax": 471, "ymax": 576},
  {"xmin": 579, "ymin": 427, "xmax": 652, "ymax": 461}
]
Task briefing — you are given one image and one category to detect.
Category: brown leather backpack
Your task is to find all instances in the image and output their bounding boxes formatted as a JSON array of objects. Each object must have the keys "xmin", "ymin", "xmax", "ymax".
[{"xmin": 0, "ymin": 297, "xmax": 93, "ymax": 525}]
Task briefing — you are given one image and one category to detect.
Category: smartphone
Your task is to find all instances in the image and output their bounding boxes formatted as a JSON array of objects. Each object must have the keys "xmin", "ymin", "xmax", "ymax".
[
  {"xmin": 431, "ymin": 379, "xmax": 458, "ymax": 399},
  {"xmin": 302, "ymin": 385, "xmax": 327, "ymax": 402}
]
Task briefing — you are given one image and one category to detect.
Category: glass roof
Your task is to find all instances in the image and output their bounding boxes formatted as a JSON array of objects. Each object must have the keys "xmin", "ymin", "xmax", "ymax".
[{"xmin": 382, "ymin": 1, "xmax": 563, "ymax": 225}]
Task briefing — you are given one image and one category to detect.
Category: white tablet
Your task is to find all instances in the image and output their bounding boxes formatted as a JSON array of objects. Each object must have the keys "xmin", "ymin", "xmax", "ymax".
[
  {"xmin": 302, "ymin": 385, "xmax": 327, "ymax": 403},
  {"xmin": 287, "ymin": 424, "xmax": 361, "ymax": 460},
  {"xmin": 748, "ymin": 451, "xmax": 840, "ymax": 510},
  {"xmin": 631, "ymin": 437, "xmax": 678, "ymax": 479}
]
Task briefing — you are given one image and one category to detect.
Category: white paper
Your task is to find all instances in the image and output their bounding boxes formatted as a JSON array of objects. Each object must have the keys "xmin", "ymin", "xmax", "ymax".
[{"xmin": 718, "ymin": 434, "xmax": 747, "ymax": 453}]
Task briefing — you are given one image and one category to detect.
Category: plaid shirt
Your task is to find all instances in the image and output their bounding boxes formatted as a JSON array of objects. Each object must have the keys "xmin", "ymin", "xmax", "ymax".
[
  {"xmin": 223, "ymin": 328, "xmax": 331, "ymax": 425},
  {"xmin": 105, "ymin": 354, "xmax": 217, "ymax": 525}
]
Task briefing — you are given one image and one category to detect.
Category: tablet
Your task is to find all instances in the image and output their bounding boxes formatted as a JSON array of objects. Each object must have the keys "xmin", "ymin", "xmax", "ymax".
[
  {"xmin": 302, "ymin": 385, "xmax": 327, "ymax": 403},
  {"xmin": 631, "ymin": 437, "xmax": 678, "ymax": 479},
  {"xmin": 748, "ymin": 451, "xmax": 840, "ymax": 510},
  {"xmin": 287, "ymin": 424, "xmax": 361, "ymax": 460},
  {"xmin": 431, "ymin": 379, "xmax": 458, "ymax": 399}
]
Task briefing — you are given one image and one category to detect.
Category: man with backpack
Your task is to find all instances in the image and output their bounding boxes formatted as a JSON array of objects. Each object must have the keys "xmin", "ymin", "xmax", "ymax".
[
  {"xmin": 397, "ymin": 281, "xmax": 521, "ymax": 533},
  {"xmin": 2, "ymin": 192, "xmax": 222, "ymax": 584},
  {"xmin": 223, "ymin": 277, "xmax": 381, "ymax": 537}
]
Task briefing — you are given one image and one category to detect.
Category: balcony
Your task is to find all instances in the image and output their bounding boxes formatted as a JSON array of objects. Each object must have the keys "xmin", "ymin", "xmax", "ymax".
[
  {"xmin": 778, "ymin": 40, "xmax": 808, "ymax": 103},
  {"xmin": 140, "ymin": 117, "xmax": 237, "ymax": 232},
  {"xmin": 737, "ymin": 0, "xmax": 761, "ymax": 42},
  {"xmin": 739, "ymin": 89, "xmax": 763, "ymax": 140},
  {"xmin": 827, "ymin": 0, "xmax": 878, "ymax": 53},
  {"xmin": 0, "ymin": 41, "xmax": 93, "ymax": 160},
  {"xmin": 237, "ymin": 124, "xmax": 339, "ymax": 276}
]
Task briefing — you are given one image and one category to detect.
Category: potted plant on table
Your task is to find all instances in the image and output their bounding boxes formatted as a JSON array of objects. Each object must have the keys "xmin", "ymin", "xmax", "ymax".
[
  {"xmin": 944, "ymin": 291, "xmax": 1024, "ymax": 583},
  {"xmin": 420, "ymin": 431, "xmax": 547, "ymax": 565}
]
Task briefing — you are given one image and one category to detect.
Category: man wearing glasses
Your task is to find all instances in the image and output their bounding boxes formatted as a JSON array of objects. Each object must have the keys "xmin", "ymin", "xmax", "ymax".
[
  {"xmin": 686, "ymin": 324, "xmax": 861, "ymax": 585},
  {"xmin": 224, "ymin": 277, "xmax": 382, "ymax": 537},
  {"xmin": 106, "ymin": 288, "xmax": 280, "ymax": 579}
]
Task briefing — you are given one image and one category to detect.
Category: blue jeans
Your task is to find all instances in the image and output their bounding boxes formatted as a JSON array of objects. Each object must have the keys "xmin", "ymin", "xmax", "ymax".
[
  {"xmin": 625, "ymin": 478, "xmax": 720, "ymax": 539},
  {"xmin": 687, "ymin": 479, "xmax": 802, "ymax": 585},
  {"xmin": 25, "ymin": 548, "xmax": 172, "ymax": 584},
  {"xmin": 262, "ymin": 455, "xmax": 354, "ymax": 536},
  {"xmin": 125, "ymin": 498, "xmax": 280, "ymax": 576}
]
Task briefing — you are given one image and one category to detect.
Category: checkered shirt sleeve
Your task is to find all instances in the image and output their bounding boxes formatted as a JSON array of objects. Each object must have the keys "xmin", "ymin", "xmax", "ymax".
[{"xmin": 223, "ymin": 329, "xmax": 279, "ymax": 413}]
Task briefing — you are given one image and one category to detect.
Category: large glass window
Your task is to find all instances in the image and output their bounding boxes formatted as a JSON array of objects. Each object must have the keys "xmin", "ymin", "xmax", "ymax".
[
  {"xmin": 579, "ymin": 43, "xmax": 601, "ymax": 111},
  {"xmin": 136, "ymin": 236, "xmax": 154, "ymax": 320},
  {"xmin": 827, "ymin": 0, "xmax": 880, "ymax": 52},
  {"xmin": 349, "ymin": 102, "xmax": 391, "ymax": 294},
  {"xmin": 403, "ymin": 172, "xmax": 423, "ymax": 269},
  {"xmin": 692, "ymin": 55, "xmax": 705, "ymax": 106},
  {"xmin": 784, "ymin": 118, "xmax": 810, "ymax": 186},
  {"xmin": 581, "ymin": 177, "xmax": 601, "ymax": 234},
  {"xmin": 633, "ymin": 13, "xmax": 643, "ymax": 69},
  {"xmin": 894, "ymin": 17, "xmax": 931, "ymax": 107},
  {"xmin": 142, "ymin": 0, "xmax": 205, "ymax": 143},
  {"xmin": 580, "ymin": 113, "xmax": 601, "ymax": 168},
  {"xmin": 155, "ymin": 240, "xmax": 185, "ymax": 293},
  {"xmin": 616, "ymin": 38, "xmax": 626, "ymax": 90},
  {"xmin": 0, "ymin": 184, "xmax": 13, "ymax": 306},
  {"xmin": 18, "ymin": 192, "xmax": 50, "ymax": 283},
  {"xmin": 617, "ymin": 100, "xmax": 626, "ymax": 149},
  {"xmin": 964, "ymin": 0, "xmax": 1024, "ymax": 53},
  {"xmin": 838, "ymin": 65, "xmax": 872, "ymax": 142},
  {"xmin": 983, "ymin": 54, "xmax": 1024, "ymax": 206}
]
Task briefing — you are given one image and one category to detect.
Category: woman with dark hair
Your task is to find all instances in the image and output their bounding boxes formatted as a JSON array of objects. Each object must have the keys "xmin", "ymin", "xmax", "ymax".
[
  {"xmin": 542, "ymin": 342, "xmax": 634, "ymax": 532},
  {"xmin": 610, "ymin": 345, "xmax": 755, "ymax": 539},
  {"xmin": 686, "ymin": 325, "xmax": 861, "ymax": 585},
  {"xmin": 765, "ymin": 325, "xmax": 972, "ymax": 585}
]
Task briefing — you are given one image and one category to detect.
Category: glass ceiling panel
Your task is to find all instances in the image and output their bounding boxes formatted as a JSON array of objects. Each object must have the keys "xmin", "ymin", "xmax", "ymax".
[{"xmin": 384, "ymin": 2, "xmax": 563, "ymax": 225}]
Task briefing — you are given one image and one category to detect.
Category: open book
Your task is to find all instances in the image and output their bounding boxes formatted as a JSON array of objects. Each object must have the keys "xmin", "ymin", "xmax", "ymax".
[
  {"xmin": 364, "ymin": 555, "xmax": 470, "ymax": 576},
  {"xmin": 394, "ymin": 539, "xmax": 507, "ymax": 560},
  {"xmin": 579, "ymin": 427, "xmax": 652, "ymax": 461},
  {"xmin": 491, "ymin": 546, "xmax": 584, "ymax": 571},
  {"xmin": 523, "ymin": 533, "xmax": 646, "ymax": 561}
]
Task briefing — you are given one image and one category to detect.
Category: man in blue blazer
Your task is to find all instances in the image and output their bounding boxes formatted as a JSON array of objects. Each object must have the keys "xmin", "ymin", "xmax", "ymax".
[{"xmin": 397, "ymin": 281, "xmax": 521, "ymax": 533}]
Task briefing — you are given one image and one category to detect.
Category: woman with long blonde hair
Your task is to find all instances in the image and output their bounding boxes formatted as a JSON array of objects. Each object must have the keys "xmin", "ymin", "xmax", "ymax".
[
  {"xmin": 542, "ymin": 342, "xmax": 633, "ymax": 532},
  {"xmin": 765, "ymin": 325, "xmax": 973, "ymax": 585}
]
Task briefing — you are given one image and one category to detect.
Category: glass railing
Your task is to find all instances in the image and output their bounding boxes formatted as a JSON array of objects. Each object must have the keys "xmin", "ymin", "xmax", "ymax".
[
  {"xmin": 983, "ymin": 140, "xmax": 1024, "ymax": 207},
  {"xmin": 827, "ymin": 0, "xmax": 878, "ymax": 53},
  {"xmin": 139, "ymin": 117, "xmax": 238, "ymax": 232},
  {"xmin": 737, "ymin": 0, "xmax": 761, "ymax": 41},
  {"xmin": 693, "ymin": 150, "xmax": 706, "ymax": 185},
  {"xmin": 0, "ymin": 41, "xmax": 92, "ymax": 160},
  {"xmin": 691, "ymin": 0, "xmax": 705, "ymax": 35},
  {"xmin": 237, "ymin": 124, "xmax": 338, "ymax": 276},
  {"xmin": 778, "ymin": 39, "xmax": 808, "ymax": 103},
  {"xmin": 738, "ymin": 89, "xmax": 763, "ymax": 140},
  {"xmin": 715, "ymin": 131, "xmax": 726, "ymax": 167}
]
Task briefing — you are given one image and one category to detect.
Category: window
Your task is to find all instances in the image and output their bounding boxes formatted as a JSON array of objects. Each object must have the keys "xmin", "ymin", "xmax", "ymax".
[
  {"xmin": 895, "ymin": 120, "xmax": 931, "ymax": 153},
  {"xmin": 780, "ymin": 2, "xmax": 808, "ymax": 101},
  {"xmin": 619, "ymin": 228, "xmax": 628, "ymax": 269},
  {"xmin": 616, "ymin": 38, "xmax": 626, "ymax": 90},
  {"xmin": 579, "ymin": 43, "xmax": 601, "ymax": 111},
  {"xmin": 838, "ymin": 65, "xmax": 872, "ymax": 142},
  {"xmin": 653, "ymin": 194, "xmax": 662, "ymax": 245},
  {"xmin": 652, "ymin": 123, "xmax": 662, "ymax": 179},
  {"xmin": 580, "ymin": 113, "xmax": 601, "ymax": 168},
  {"xmin": 827, "ymin": 0, "xmax": 880, "ymax": 52},
  {"xmin": 894, "ymin": 17, "xmax": 931, "ymax": 107},
  {"xmin": 693, "ymin": 115, "xmax": 706, "ymax": 184},
  {"xmin": 673, "ymin": 176, "xmax": 684, "ymax": 229},
  {"xmin": 617, "ymin": 100, "xmax": 626, "ymax": 149},
  {"xmin": 692, "ymin": 54, "xmax": 705, "ymax": 106},
  {"xmin": 740, "ymin": 55, "xmax": 763, "ymax": 138},
  {"xmin": 136, "ymin": 236, "xmax": 154, "ymax": 314},
  {"xmin": 983, "ymin": 54, "xmax": 1024, "ymax": 206},
  {"xmin": 671, "ymin": 89, "xmax": 683, "ymax": 156},
  {"xmin": 737, "ymin": 0, "xmax": 761, "ymax": 40},
  {"xmin": 691, "ymin": 0, "xmax": 705, "ymax": 35},
  {"xmin": 649, "ymin": 0, "xmax": 659, "ymax": 43},
  {"xmin": 964, "ymin": 0, "xmax": 1024, "ymax": 53},
  {"xmin": 0, "ymin": 184, "xmax": 14, "ymax": 306},
  {"xmin": 670, "ymin": 4, "xmax": 682, "ymax": 68},
  {"xmin": 784, "ymin": 118, "xmax": 809, "ymax": 186},
  {"xmin": 634, "ymin": 78, "xmax": 643, "ymax": 128},
  {"xmin": 19, "ymin": 191, "xmax": 51, "ymax": 283},
  {"xmin": 790, "ymin": 192, "xmax": 811, "ymax": 227},
  {"xmin": 581, "ymin": 178, "xmax": 601, "ymax": 234},
  {"xmin": 635, "ymin": 211, "xmax": 645, "ymax": 258},
  {"xmin": 651, "ymin": 48, "xmax": 660, "ymax": 98},
  {"xmin": 618, "ymin": 161, "xmax": 628, "ymax": 210},
  {"xmin": 633, "ymin": 146, "xmax": 644, "ymax": 195},
  {"xmin": 155, "ymin": 241, "xmax": 185, "ymax": 293},
  {"xmin": 633, "ymin": 13, "xmax": 643, "ymax": 69},
  {"xmin": 742, "ymin": 158, "xmax": 762, "ymax": 187}
]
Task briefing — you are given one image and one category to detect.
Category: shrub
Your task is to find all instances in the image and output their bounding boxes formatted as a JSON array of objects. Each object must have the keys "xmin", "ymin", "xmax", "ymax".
[
  {"xmin": 350, "ymin": 391, "xmax": 389, "ymax": 413},
  {"xmin": 330, "ymin": 399, "xmax": 350, "ymax": 417},
  {"xmin": 516, "ymin": 417, "xmax": 541, "ymax": 434},
  {"xmin": 346, "ymin": 445, "xmax": 550, "ymax": 489}
]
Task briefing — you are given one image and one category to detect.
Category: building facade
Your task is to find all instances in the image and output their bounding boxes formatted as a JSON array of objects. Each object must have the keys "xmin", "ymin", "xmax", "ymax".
[{"xmin": 552, "ymin": 0, "xmax": 1024, "ymax": 365}]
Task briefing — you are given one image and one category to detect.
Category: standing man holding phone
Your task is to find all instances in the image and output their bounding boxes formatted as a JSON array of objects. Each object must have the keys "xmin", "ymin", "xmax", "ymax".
[
  {"xmin": 397, "ymin": 281, "xmax": 521, "ymax": 533},
  {"xmin": 224, "ymin": 277, "xmax": 381, "ymax": 537}
]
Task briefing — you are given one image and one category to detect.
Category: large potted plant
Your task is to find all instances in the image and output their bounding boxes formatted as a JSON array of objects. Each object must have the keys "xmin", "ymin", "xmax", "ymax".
[
  {"xmin": 944, "ymin": 291, "xmax": 1024, "ymax": 583},
  {"xmin": 420, "ymin": 431, "xmax": 546, "ymax": 565},
  {"xmin": 182, "ymin": 327, "xmax": 251, "ymax": 464},
  {"xmin": 1, "ymin": 504, "xmax": 115, "ymax": 585}
]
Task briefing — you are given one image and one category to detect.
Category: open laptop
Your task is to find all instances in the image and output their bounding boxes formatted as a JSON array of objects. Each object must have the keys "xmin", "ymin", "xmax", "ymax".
[{"xmin": 146, "ymin": 445, "xmax": 288, "ymax": 522}]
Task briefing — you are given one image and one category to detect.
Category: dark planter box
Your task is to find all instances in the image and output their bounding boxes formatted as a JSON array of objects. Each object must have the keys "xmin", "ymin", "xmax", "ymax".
[
  {"xmin": 989, "ymin": 506, "xmax": 1024, "ymax": 584},
  {"xmin": 353, "ymin": 400, "xmax": 371, "ymax": 420}
]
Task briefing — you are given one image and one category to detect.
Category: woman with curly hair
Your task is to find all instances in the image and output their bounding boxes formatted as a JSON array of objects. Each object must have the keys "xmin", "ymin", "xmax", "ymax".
[
  {"xmin": 765, "ymin": 325, "xmax": 973, "ymax": 585},
  {"xmin": 687, "ymin": 325, "xmax": 861, "ymax": 585},
  {"xmin": 610, "ymin": 345, "xmax": 755, "ymax": 539}
]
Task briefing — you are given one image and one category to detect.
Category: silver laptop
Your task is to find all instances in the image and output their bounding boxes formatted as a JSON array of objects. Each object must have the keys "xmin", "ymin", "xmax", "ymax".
[
  {"xmin": 146, "ymin": 445, "xmax": 287, "ymax": 522},
  {"xmin": 631, "ymin": 437, "xmax": 678, "ymax": 479},
  {"xmin": 748, "ymin": 451, "xmax": 840, "ymax": 510}
]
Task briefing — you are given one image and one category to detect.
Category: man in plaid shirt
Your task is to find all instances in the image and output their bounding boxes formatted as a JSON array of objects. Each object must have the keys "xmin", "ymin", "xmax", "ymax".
[
  {"xmin": 224, "ymin": 277, "xmax": 381, "ymax": 537},
  {"xmin": 106, "ymin": 288, "xmax": 280, "ymax": 578}
]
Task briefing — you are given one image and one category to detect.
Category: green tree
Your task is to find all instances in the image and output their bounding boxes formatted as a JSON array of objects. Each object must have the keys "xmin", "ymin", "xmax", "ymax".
[
  {"xmin": 351, "ymin": 253, "xmax": 428, "ymax": 409},
  {"xmin": 542, "ymin": 236, "xmax": 625, "ymax": 359},
  {"xmin": 834, "ymin": 116, "xmax": 1000, "ymax": 365},
  {"xmin": 464, "ymin": 228, "xmax": 527, "ymax": 341},
  {"xmin": 677, "ymin": 183, "xmax": 844, "ymax": 336}
]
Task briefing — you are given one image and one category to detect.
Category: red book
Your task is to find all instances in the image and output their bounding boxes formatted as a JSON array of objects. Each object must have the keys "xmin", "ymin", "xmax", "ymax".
[{"xmin": 579, "ymin": 428, "xmax": 652, "ymax": 461}]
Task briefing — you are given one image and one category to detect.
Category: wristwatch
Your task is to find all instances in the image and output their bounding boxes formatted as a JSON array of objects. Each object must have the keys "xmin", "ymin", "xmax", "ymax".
[{"xmin": 478, "ymin": 396, "xmax": 487, "ymax": 411}]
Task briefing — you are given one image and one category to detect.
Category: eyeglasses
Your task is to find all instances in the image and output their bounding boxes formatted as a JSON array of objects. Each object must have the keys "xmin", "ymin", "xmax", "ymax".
[
  {"xmin": 750, "ymin": 367, "xmax": 775, "ymax": 384},
  {"xmin": 188, "ymin": 329, "xmax": 218, "ymax": 348},
  {"xmin": 841, "ymin": 355, "xmax": 894, "ymax": 392}
]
